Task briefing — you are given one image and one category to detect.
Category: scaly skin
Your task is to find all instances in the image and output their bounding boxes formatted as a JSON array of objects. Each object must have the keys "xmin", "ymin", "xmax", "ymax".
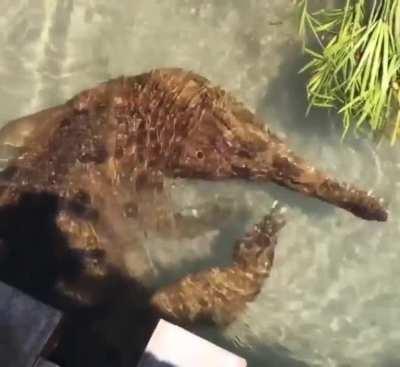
[
  {"xmin": 151, "ymin": 206, "xmax": 285, "ymax": 325},
  {"xmin": 0, "ymin": 68, "xmax": 388, "ymax": 327}
]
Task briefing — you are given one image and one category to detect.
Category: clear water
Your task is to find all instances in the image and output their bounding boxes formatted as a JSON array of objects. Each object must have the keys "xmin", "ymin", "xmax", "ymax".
[{"xmin": 0, "ymin": 1, "xmax": 399, "ymax": 366}]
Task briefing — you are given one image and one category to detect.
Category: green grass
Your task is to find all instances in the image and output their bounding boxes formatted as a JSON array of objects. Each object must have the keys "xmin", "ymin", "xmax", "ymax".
[{"xmin": 297, "ymin": 0, "xmax": 400, "ymax": 144}]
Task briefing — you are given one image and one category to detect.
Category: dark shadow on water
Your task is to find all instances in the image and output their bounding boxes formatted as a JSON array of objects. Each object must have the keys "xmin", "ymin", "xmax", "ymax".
[
  {"xmin": 0, "ymin": 191, "xmax": 159, "ymax": 367},
  {"xmin": 0, "ymin": 190, "xmax": 309, "ymax": 367},
  {"xmin": 0, "ymin": 192, "xmax": 82, "ymax": 300}
]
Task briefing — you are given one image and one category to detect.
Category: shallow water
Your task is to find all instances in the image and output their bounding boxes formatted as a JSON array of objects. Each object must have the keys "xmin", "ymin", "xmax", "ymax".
[{"xmin": 0, "ymin": 1, "xmax": 399, "ymax": 366}]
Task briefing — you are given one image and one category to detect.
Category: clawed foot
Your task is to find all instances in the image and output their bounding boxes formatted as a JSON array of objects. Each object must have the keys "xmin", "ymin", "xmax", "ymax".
[{"xmin": 150, "ymin": 203, "xmax": 286, "ymax": 326}]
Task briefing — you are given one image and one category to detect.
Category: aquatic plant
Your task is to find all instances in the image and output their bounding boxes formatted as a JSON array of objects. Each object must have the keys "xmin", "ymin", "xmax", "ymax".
[{"xmin": 297, "ymin": 0, "xmax": 400, "ymax": 144}]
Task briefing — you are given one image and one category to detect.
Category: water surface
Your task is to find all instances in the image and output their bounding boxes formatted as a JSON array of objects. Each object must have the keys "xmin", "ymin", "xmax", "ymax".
[{"xmin": 0, "ymin": 1, "xmax": 399, "ymax": 366}]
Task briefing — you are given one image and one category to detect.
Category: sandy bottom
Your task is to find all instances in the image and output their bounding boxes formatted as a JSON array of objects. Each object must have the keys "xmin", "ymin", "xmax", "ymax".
[{"xmin": 0, "ymin": 1, "xmax": 399, "ymax": 366}]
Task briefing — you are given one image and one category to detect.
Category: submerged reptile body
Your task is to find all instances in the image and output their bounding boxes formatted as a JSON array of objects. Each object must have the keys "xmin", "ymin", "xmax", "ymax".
[
  {"xmin": 0, "ymin": 68, "xmax": 387, "ymax": 364},
  {"xmin": 0, "ymin": 69, "xmax": 388, "ymax": 222}
]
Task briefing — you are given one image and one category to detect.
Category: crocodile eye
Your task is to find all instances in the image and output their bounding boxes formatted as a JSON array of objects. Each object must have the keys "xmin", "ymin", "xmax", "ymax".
[{"xmin": 196, "ymin": 151, "xmax": 204, "ymax": 160}]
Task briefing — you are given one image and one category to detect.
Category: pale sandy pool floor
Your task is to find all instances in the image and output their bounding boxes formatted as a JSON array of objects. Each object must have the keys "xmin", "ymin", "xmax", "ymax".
[{"xmin": 0, "ymin": 1, "xmax": 399, "ymax": 366}]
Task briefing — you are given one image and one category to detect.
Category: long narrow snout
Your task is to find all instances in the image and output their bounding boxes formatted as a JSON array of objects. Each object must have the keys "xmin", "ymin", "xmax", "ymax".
[
  {"xmin": 259, "ymin": 136, "xmax": 388, "ymax": 221},
  {"xmin": 229, "ymin": 126, "xmax": 388, "ymax": 222}
]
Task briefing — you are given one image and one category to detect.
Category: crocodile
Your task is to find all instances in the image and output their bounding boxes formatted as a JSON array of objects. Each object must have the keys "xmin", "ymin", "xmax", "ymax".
[{"xmin": 0, "ymin": 68, "xmax": 387, "ymax": 364}]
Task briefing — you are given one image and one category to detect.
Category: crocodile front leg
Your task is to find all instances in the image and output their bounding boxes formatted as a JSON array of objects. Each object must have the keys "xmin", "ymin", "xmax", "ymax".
[{"xmin": 150, "ymin": 205, "xmax": 286, "ymax": 326}]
